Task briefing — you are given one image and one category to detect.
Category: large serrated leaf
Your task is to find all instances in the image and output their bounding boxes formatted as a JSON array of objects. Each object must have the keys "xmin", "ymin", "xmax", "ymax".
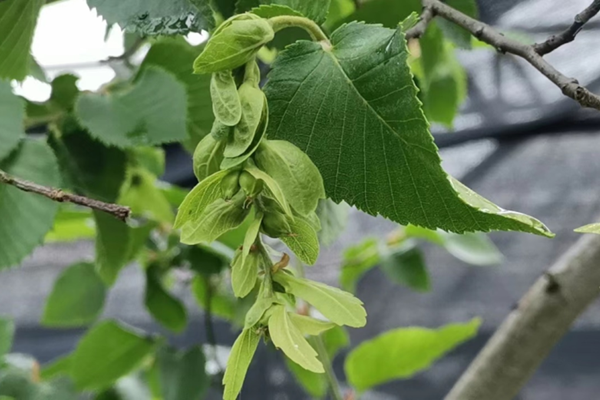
[
  {"xmin": 223, "ymin": 329, "xmax": 261, "ymax": 400},
  {"xmin": 0, "ymin": 0, "xmax": 44, "ymax": 80},
  {"xmin": 265, "ymin": 22, "xmax": 552, "ymax": 237},
  {"xmin": 76, "ymin": 68, "xmax": 187, "ymax": 148},
  {"xmin": 345, "ymin": 318, "xmax": 480, "ymax": 391},
  {"xmin": 0, "ymin": 140, "xmax": 60, "ymax": 269},
  {"xmin": 86, "ymin": 0, "xmax": 214, "ymax": 36},
  {"xmin": 0, "ymin": 82, "xmax": 24, "ymax": 161}
]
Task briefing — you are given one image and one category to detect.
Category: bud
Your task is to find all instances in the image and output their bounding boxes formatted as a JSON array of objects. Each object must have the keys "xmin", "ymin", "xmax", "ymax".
[
  {"xmin": 193, "ymin": 134, "xmax": 224, "ymax": 182},
  {"xmin": 239, "ymin": 170, "xmax": 264, "ymax": 197},
  {"xmin": 262, "ymin": 211, "xmax": 292, "ymax": 238},
  {"xmin": 221, "ymin": 170, "xmax": 242, "ymax": 199},
  {"xmin": 194, "ymin": 14, "xmax": 274, "ymax": 74}
]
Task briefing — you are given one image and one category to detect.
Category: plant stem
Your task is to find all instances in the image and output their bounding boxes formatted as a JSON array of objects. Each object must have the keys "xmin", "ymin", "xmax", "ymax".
[
  {"xmin": 269, "ymin": 15, "xmax": 330, "ymax": 43},
  {"xmin": 313, "ymin": 336, "xmax": 345, "ymax": 400}
]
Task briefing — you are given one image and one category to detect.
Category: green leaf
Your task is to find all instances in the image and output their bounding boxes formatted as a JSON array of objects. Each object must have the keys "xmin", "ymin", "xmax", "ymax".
[
  {"xmin": 322, "ymin": 325, "xmax": 350, "ymax": 357},
  {"xmin": 191, "ymin": 276, "xmax": 236, "ymax": 321},
  {"xmin": 285, "ymin": 359, "xmax": 328, "ymax": 398},
  {"xmin": 42, "ymin": 262, "xmax": 106, "ymax": 328},
  {"xmin": 94, "ymin": 211, "xmax": 131, "ymax": 285},
  {"xmin": 280, "ymin": 216, "xmax": 320, "ymax": 265},
  {"xmin": 232, "ymin": 250, "xmax": 260, "ymax": 298},
  {"xmin": 268, "ymin": 305, "xmax": 323, "ymax": 373},
  {"xmin": 288, "ymin": 314, "xmax": 336, "ymax": 336},
  {"xmin": 40, "ymin": 355, "xmax": 72, "ymax": 381},
  {"xmin": 437, "ymin": 0, "xmax": 478, "ymax": 49},
  {"xmin": 325, "ymin": 0, "xmax": 355, "ymax": 29},
  {"xmin": 157, "ymin": 347, "xmax": 208, "ymax": 400},
  {"xmin": 0, "ymin": 0, "xmax": 44, "ymax": 80},
  {"xmin": 261, "ymin": 0, "xmax": 331, "ymax": 24},
  {"xmin": 255, "ymin": 140, "xmax": 325, "ymax": 216},
  {"xmin": 576, "ymin": 223, "xmax": 600, "ymax": 234},
  {"xmin": 315, "ymin": 199, "xmax": 349, "ymax": 246},
  {"xmin": 224, "ymin": 84, "xmax": 265, "ymax": 158},
  {"xmin": 403, "ymin": 224, "xmax": 444, "ymax": 245},
  {"xmin": 223, "ymin": 329, "xmax": 261, "ymax": 400},
  {"xmin": 244, "ymin": 297, "xmax": 275, "ymax": 328},
  {"xmin": 76, "ymin": 68, "xmax": 188, "ymax": 148},
  {"xmin": 194, "ymin": 14, "xmax": 274, "ymax": 74},
  {"xmin": 49, "ymin": 74, "xmax": 80, "ymax": 111},
  {"xmin": 265, "ymin": 23, "xmax": 552, "ymax": 238},
  {"xmin": 45, "ymin": 208, "xmax": 95, "ymax": 243},
  {"xmin": 119, "ymin": 169, "xmax": 174, "ymax": 223},
  {"xmin": 212, "ymin": 71, "xmax": 242, "ymax": 127},
  {"xmin": 71, "ymin": 321, "xmax": 156, "ymax": 390},
  {"xmin": 86, "ymin": 0, "xmax": 214, "ymax": 36},
  {"xmin": 193, "ymin": 135, "xmax": 225, "ymax": 182},
  {"xmin": 131, "ymin": 147, "xmax": 166, "ymax": 178},
  {"xmin": 346, "ymin": 319, "xmax": 481, "ymax": 392},
  {"xmin": 441, "ymin": 232, "xmax": 503, "ymax": 266},
  {"xmin": 186, "ymin": 244, "xmax": 230, "ymax": 275},
  {"xmin": 244, "ymin": 166, "xmax": 292, "ymax": 217},
  {"xmin": 0, "ymin": 140, "xmax": 60, "ymax": 269},
  {"xmin": 381, "ymin": 247, "xmax": 430, "ymax": 292},
  {"xmin": 0, "ymin": 82, "xmax": 24, "ymax": 161},
  {"xmin": 273, "ymin": 273, "xmax": 366, "ymax": 328},
  {"xmin": 145, "ymin": 268, "xmax": 188, "ymax": 332},
  {"xmin": 141, "ymin": 41, "xmax": 214, "ymax": 149},
  {"xmin": 340, "ymin": 238, "xmax": 380, "ymax": 293},
  {"xmin": 242, "ymin": 213, "xmax": 263, "ymax": 265},
  {"xmin": 250, "ymin": 4, "xmax": 304, "ymax": 19},
  {"xmin": 0, "ymin": 317, "xmax": 14, "ymax": 358},
  {"xmin": 175, "ymin": 169, "xmax": 230, "ymax": 229},
  {"xmin": 333, "ymin": 0, "xmax": 419, "ymax": 29}
]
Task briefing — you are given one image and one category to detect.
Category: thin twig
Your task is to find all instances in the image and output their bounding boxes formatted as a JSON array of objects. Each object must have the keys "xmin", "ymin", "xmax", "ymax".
[
  {"xmin": 405, "ymin": 4, "xmax": 435, "ymax": 39},
  {"xmin": 413, "ymin": 0, "xmax": 600, "ymax": 111},
  {"xmin": 313, "ymin": 336, "xmax": 344, "ymax": 400},
  {"xmin": 0, "ymin": 169, "xmax": 130, "ymax": 221},
  {"xmin": 533, "ymin": 0, "xmax": 600, "ymax": 55},
  {"xmin": 203, "ymin": 276, "xmax": 225, "ymax": 374}
]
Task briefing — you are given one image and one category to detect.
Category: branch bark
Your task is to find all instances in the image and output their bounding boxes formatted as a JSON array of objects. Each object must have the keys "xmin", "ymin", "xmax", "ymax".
[
  {"xmin": 533, "ymin": 0, "xmax": 600, "ymax": 55},
  {"xmin": 0, "ymin": 169, "xmax": 131, "ymax": 221},
  {"xmin": 407, "ymin": 0, "xmax": 600, "ymax": 111},
  {"xmin": 445, "ymin": 233, "xmax": 600, "ymax": 400}
]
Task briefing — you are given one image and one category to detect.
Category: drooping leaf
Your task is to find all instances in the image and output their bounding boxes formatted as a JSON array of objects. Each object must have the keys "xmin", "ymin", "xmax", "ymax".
[
  {"xmin": 94, "ymin": 211, "xmax": 131, "ymax": 286},
  {"xmin": 268, "ymin": 305, "xmax": 323, "ymax": 373},
  {"xmin": 255, "ymin": 140, "xmax": 325, "ymax": 216},
  {"xmin": 441, "ymin": 232, "xmax": 503, "ymax": 266},
  {"xmin": 157, "ymin": 347, "xmax": 209, "ymax": 400},
  {"xmin": 345, "ymin": 318, "xmax": 481, "ymax": 391},
  {"xmin": 576, "ymin": 223, "xmax": 600, "ymax": 234},
  {"xmin": 86, "ymin": 0, "xmax": 214, "ymax": 36},
  {"xmin": 0, "ymin": 140, "xmax": 60, "ymax": 269},
  {"xmin": 175, "ymin": 169, "xmax": 229, "ymax": 229},
  {"xmin": 265, "ymin": 22, "xmax": 552, "ymax": 237},
  {"xmin": 315, "ymin": 199, "xmax": 349, "ymax": 246},
  {"xmin": 0, "ymin": 317, "xmax": 14, "ymax": 358},
  {"xmin": 145, "ymin": 267, "xmax": 188, "ymax": 332},
  {"xmin": 0, "ymin": 82, "xmax": 24, "ymax": 161},
  {"xmin": 223, "ymin": 329, "xmax": 261, "ymax": 400},
  {"xmin": 340, "ymin": 238, "xmax": 380, "ymax": 293},
  {"xmin": 42, "ymin": 262, "xmax": 106, "ymax": 328},
  {"xmin": 437, "ymin": 0, "xmax": 479, "ymax": 49},
  {"xmin": 288, "ymin": 314, "xmax": 336, "ymax": 336},
  {"xmin": 381, "ymin": 247, "xmax": 430, "ymax": 292},
  {"xmin": 0, "ymin": 0, "xmax": 44, "ymax": 80},
  {"xmin": 260, "ymin": 0, "xmax": 331, "ymax": 24},
  {"xmin": 274, "ymin": 272, "xmax": 366, "ymax": 328},
  {"xmin": 280, "ymin": 216, "xmax": 320, "ymax": 265},
  {"xmin": 76, "ymin": 68, "xmax": 188, "ymax": 148},
  {"xmin": 70, "ymin": 321, "xmax": 156, "ymax": 390},
  {"xmin": 141, "ymin": 41, "xmax": 213, "ymax": 149}
]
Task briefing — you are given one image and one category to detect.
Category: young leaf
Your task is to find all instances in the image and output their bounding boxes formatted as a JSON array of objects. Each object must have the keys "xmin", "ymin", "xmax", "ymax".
[
  {"xmin": 231, "ymin": 250, "xmax": 260, "ymax": 298},
  {"xmin": 0, "ymin": 82, "xmax": 24, "ymax": 161},
  {"xmin": 242, "ymin": 213, "xmax": 263, "ymax": 265},
  {"xmin": 76, "ymin": 68, "xmax": 187, "ymax": 148},
  {"xmin": 381, "ymin": 247, "xmax": 431, "ymax": 292},
  {"xmin": 224, "ymin": 84, "xmax": 265, "ymax": 158},
  {"xmin": 211, "ymin": 71, "xmax": 242, "ymax": 126},
  {"xmin": 157, "ymin": 346, "xmax": 209, "ymax": 400},
  {"xmin": 181, "ymin": 191, "xmax": 251, "ymax": 245},
  {"xmin": 345, "ymin": 318, "xmax": 481, "ymax": 391},
  {"xmin": 288, "ymin": 314, "xmax": 336, "ymax": 336},
  {"xmin": 280, "ymin": 216, "xmax": 320, "ymax": 265},
  {"xmin": 175, "ymin": 169, "xmax": 230, "ymax": 229},
  {"xmin": 94, "ymin": 211, "xmax": 131, "ymax": 286},
  {"xmin": 575, "ymin": 223, "xmax": 600, "ymax": 234},
  {"xmin": 0, "ymin": 317, "xmax": 14, "ymax": 359},
  {"xmin": 223, "ymin": 329, "xmax": 261, "ymax": 400},
  {"xmin": 265, "ymin": 22, "xmax": 552, "ymax": 238},
  {"xmin": 268, "ymin": 305, "xmax": 324, "ymax": 373},
  {"xmin": 71, "ymin": 321, "xmax": 156, "ymax": 390},
  {"xmin": 0, "ymin": 141, "xmax": 60, "ymax": 269},
  {"xmin": 0, "ymin": 0, "xmax": 44, "ymax": 80},
  {"xmin": 86, "ymin": 0, "xmax": 214, "ymax": 36},
  {"xmin": 339, "ymin": 238, "xmax": 380, "ymax": 293},
  {"xmin": 255, "ymin": 140, "xmax": 326, "ymax": 216},
  {"xmin": 273, "ymin": 273, "xmax": 366, "ymax": 328},
  {"xmin": 42, "ymin": 262, "xmax": 107, "ymax": 328},
  {"xmin": 441, "ymin": 232, "xmax": 503, "ymax": 266},
  {"xmin": 145, "ymin": 268, "xmax": 188, "ymax": 333},
  {"xmin": 194, "ymin": 15, "xmax": 274, "ymax": 74}
]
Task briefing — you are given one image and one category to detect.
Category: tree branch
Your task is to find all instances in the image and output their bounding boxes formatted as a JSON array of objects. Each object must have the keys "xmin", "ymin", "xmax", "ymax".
[
  {"xmin": 445, "ymin": 233, "xmax": 600, "ymax": 400},
  {"xmin": 408, "ymin": 0, "xmax": 600, "ymax": 111},
  {"xmin": 405, "ymin": 4, "xmax": 435, "ymax": 39},
  {"xmin": 533, "ymin": 0, "xmax": 600, "ymax": 55},
  {"xmin": 0, "ymin": 169, "xmax": 130, "ymax": 222}
]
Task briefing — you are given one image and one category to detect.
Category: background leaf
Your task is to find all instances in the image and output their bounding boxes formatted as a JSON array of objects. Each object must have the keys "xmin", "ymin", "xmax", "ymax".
[
  {"xmin": 315, "ymin": 199, "xmax": 349, "ymax": 246},
  {"xmin": 42, "ymin": 262, "xmax": 106, "ymax": 328},
  {"xmin": 0, "ymin": 0, "xmax": 44, "ymax": 80},
  {"xmin": 94, "ymin": 211, "xmax": 131, "ymax": 285},
  {"xmin": 265, "ymin": 22, "xmax": 551, "ymax": 237},
  {"xmin": 0, "ymin": 317, "xmax": 14, "ymax": 359},
  {"xmin": 0, "ymin": 140, "xmax": 60, "ymax": 269},
  {"xmin": 340, "ymin": 238, "xmax": 380, "ymax": 293},
  {"xmin": 345, "ymin": 318, "xmax": 481, "ymax": 391},
  {"xmin": 441, "ymin": 232, "xmax": 503, "ymax": 266},
  {"xmin": 437, "ymin": 0, "xmax": 479, "ymax": 49},
  {"xmin": 381, "ymin": 247, "xmax": 431, "ymax": 292},
  {"xmin": 145, "ymin": 268, "xmax": 188, "ymax": 332},
  {"xmin": 0, "ymin": 82, "xmax": 24, "ymax": 161},
  {"xmin": 157, "ymin": 346, "xmax": 208, "ymax": 400},
  {"xmin": 261, "ymin": 0, "xmax": 331, "ymax": 24}
]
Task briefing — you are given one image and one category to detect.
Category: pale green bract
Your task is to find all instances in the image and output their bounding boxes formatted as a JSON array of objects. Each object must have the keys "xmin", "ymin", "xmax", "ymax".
[
  {"xmin": 575, "ymin": 223, "xmax": 600, "ymax": 234},
  {"xmin": 242, "ymin": 213, "xmax": 263, "ymax": 264},
  {"xmin": 268, "ymin": 305, "xmax": 324, "ymax": 373},
  {"xmin": 273, "ymin": 272, "xmax": 366, "ymax": 328},
  {"xmin": 174, "ymin": 170, "xmax": 230, "ymax": 229},
  {"xmin": 280, "ymin": 216, "xmax": 320, "ymax": 265},
  {"xmin": 288, "ymin": 314, "xmax": 336, "ymax": 336},
  {"xmin": 231, "ymin": 249, "xmax": 260, "ymax": 298},
  {"xmin": 211, "ymin": 71, "xmax": 242, "ymax": 126},
  {"xmin": 255, "ymin": 140, "xmax": 326, "ymax": 216},
  {"xmin": 244, "ymin": 296, "xmax": 275, "ymax": 328},
  {"xmin": 224, "ymin": 83, "xmax": 265, "ymax": 157},
  {"xmin": 264, "ymin": 22, "xmax": 552, "ymax": 237},
  {"xmin": 244, "ymin": 166, "xmax": 293, "ymax": 217},
  {"xmin": 223, "ymin": 329, "xmax": 261, "ymax": 400},
  {"xmin": 193, "ymin": 134, "xmax": 224, "ymax": 182},
  {"xmin": 194, "ymin": 15, "xmax": 274, "ymax": 74}
]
